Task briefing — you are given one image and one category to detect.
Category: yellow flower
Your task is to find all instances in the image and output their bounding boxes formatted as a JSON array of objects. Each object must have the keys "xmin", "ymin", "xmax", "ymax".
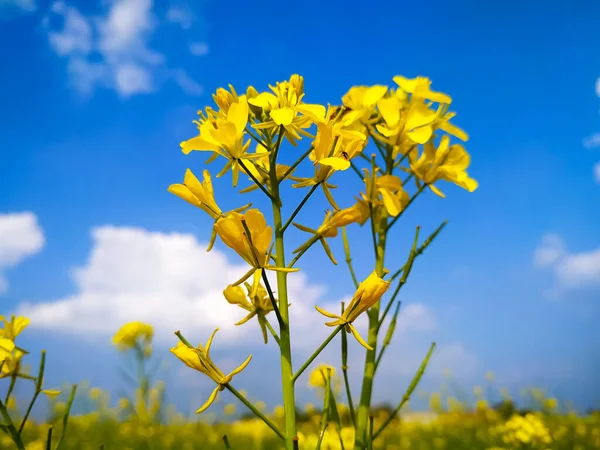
[
  {"xmin": 181, "ymin": 98, "xmax": 263, "ymax": 187},
  {"xmin": 0, "ymin": 339, "xmax": 24, "ymax": 379},
  {"xmin": 315, "ymin": 270, "xmax": 391, "ymax": 350},
  {"xmin": 223, "ymin": 403, "xmax": 237, "ymax": 416},
  {"xmin": 170, "ymin": 329, "xmax": 251, "ymax": 413},
  {"xmin": 249, "ymin": 74, "xmax": 326, "ymax": 146},
  {"xmin": 0, "ymin": 337, "xmax": 15, "ymax": 365},
  {"xmin": 308, "ymin": 363, "xmax": 336, "ymax": 388},
  {"xmin": 341, "ymin": 84, "xmax": 388, "ymax": 125},
  {"xmin": 409, "ymin": 135, "xmax": 478, "ymax": 198},
  {"xmin": 0, "ymin": 315, "xmax": 30, "ymax": 341},
  {"xmin": 223, "ymin": 282, "xmax": 277, "ymax": 344},
  {"xmin": 215, "ymin": 209, "xmax": 297, "ymax": 297},
  {"xmin": 112, "ymin": 322, "xmax": 154, "ymax": 352},
  {"xmin": 361, "ymin": 169, "xmax": 410, "ymax": 217},
  {"xmin": 292, "ymin": 201, "xmax": 370, "ymax": 264},
  {"xmin": 168, "ymin": 169, "xmax": 251, "ymax": 251}
]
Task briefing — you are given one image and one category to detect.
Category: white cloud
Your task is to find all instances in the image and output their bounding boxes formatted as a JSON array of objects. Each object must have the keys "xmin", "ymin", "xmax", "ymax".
[
  {"xmin": 0, "ymin": 212, "xmax": 45, "ymax": 294},
  {"xmin": 594, "ymin": 162, "xmax": 600, "ymax": 184},
  {"xmin": 45, "ymin": 0, "xmax": 202, "ymax": 97},
  {"xmin": 189, "ymin": 41, "xmax": 209, "ymax": 56},
  {"xmin": 166, "ymin": 5, "xmax": 193, "ymax": 29},
  {"xmin": 171, "ymin": 69, "xmax": 203, "ymax": 96},
  {"xmin": 0, "ymin": 0, "xmax": 36, "ymax": 13},
  {"xmin": 596, "ymin": 76, "xmax": 600, "ymax": 97},
  {"xmin": 534, "ymin": 233, "xmax": 600, "ymax": 293},
  {"xmin": 583, "ymin": 133, "xmax": 600, "ymax": 149},
  {"xmin": 16, "ymin": 225, "xmax": 441, "ymax": 351}
]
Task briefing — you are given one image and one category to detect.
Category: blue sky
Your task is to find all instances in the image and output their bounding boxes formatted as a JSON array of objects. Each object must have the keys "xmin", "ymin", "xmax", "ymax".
[{"xmin": 1, "ymin": 0, "xmax": 599, "ymax": 418}]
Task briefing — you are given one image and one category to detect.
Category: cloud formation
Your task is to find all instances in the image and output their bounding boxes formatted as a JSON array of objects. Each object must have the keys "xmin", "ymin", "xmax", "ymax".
[
  {"xmin": 534, "ymin": 233, "xmax": 600, "ymax": 294},
  {"xmin": 44, "ymin": 0, "xmax": 203, "ymax": 97},
  {"xmin": 0, "ymin": 212, "xmax": 45, "ymax": 294}
]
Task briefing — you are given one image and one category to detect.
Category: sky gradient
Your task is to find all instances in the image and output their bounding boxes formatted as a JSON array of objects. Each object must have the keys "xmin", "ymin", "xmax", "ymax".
[{"xmin": 1, "ymin": 0, "xmax": 599, "ymax": 417}]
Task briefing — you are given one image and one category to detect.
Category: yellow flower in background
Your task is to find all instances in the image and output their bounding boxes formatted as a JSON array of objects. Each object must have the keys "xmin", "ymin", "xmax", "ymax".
[
  {"xmin": 308, "ymin": 363, "xmax": 336, "ymax": 388},
  {"xmin": 112, "ymin": 322, "xmax": 154, "ymax": 353},
  {"xmin": 393, "ymin": 76, "xmax": 452, "ymax": 104},
  {"xmin": 223, "ymin": 403, "xmax": 237, "ymax": 416},
  {"xmin": 361, "ymin": 169, "xmax": 410, "ymax": 217},
  {"xmin": 315, "ymin": 270, "xmax": 391, "ymax": 350},
  {"xmin": 0, "ymin": 315, "xmax": 30, "ymax": 341},
  {"xmin": 0, "ymin": 337, "xmax": 15, "ymax": 364},
  {"xmin": 292, "ymin": 201, "xmax": 370, "ymax": 264},
  {"xmin": 223, "ymin": 282, "xmax": 277, "ymax": 344},
  {"xmin": 341, "ymin": 84, "xmax": 388, "ymax": 125},
  {"xmin": 409, "ymin": 135, "xmax": 478, "ymax": 197},
  {"xmin": 249, "ymin": 74, "xmax": 326, "ymax": 146},
  {"xmin": 215, "ymin": 209, "xmax": 297, "ymax": 297},
  {"xmin": 171, "ymin": 329, "xmax": 251, "ymax": 413}
]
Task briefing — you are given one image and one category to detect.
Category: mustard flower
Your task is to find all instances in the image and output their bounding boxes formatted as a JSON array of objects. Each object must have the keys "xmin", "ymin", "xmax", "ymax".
[
  {"xmin": 315, "ymin": 270, "xmax": 391, "ymax": 349},
  {"xmin": 112, "ymin": 322, "xmax": 154, "ymax": 353},
  {"xmin": 239, "ymin": 144, "xmax": 292, "ymax": 194},
  {"xmin": 292, "ymin": 201, "xmax": 370, "ymax": 264},
  {"xmin": 308, "ymin": 363, "xmax": 336, "ymax": 388},
  {"xmin": 223, "ymin": 281, "xmax": 277, "ymax": 344},
  {"xmin": 341, "ymin": 84, "xmax": 388, "ymax": 125},
  {"xmin": 361, "ymin": 169, "xmax": 410, "ymax": 217},
  {"xmin": 0, "ymin": 315, "xmax": 30, "ymax": 341},
  {"xmin": 181, "ymin": 98, "xmax": 264, "ymax": 187},
  {"xmin": 171, "ymin": 329, "xmax": 251, "ymax": 413},
  {"xmin": 168, "ymin": 169, "xmax": 250, "ymax": 251},
  {"xmin": 214, "ymin": 208, "xmax": 297, "ymax": 298},
  {"xmin": 409, "ymin": 135, "xmax": 478, "ymax": 197},
  {"xmin": 249, "ymin": 74, "xmax": 326, "ymax": 146}
]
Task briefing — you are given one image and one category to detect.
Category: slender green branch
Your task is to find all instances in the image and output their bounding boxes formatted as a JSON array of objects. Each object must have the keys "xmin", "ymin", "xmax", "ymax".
[
  {"xmin": 56, "ymin": 384, "xmax": 78, "ymax": 450},
  {"xmin": 315, "ymin": 369, "xmax": 333, "ymax": 450},
  {"xmin": 245, "ymin": 126, "xmax": 268, "ymax": 149},
  {"xmin": 340, "ymin": 303, "xmax": 356, "ymax": 428},
  {"xmin": 261, "ymin": 270, "xmax": 285, "ymax": 329},
  {"xmin": 0, "ymin": 397, "xmax": 24, "ymax": 449},
  {"xmin": 280, "ymin": 146, "xmax": 314, "ymax": 184},
  {"xmin": 19, "ymin": 351, "xmax": 46, "ymax": 434},
  {"xmin": 373, "ymin": 343, "xmax": 436, "ymax": 441},
  {"xmin": 271, "ymin": 125, "xmax": 285, "ymax": 167},
  {"xmin": 386, "ymin": 184, "xmax": 426, "ymax": 232},
  {"xmin": 378, "ymin": 227, "xmax": 420, "ymax": 331},
  {"xmin": 287, "ymin": 235, "xmax": 319, "ymax": 268},
  {"xmin": 4, "ymin": 372, "xmax": 18, "ymax": 404},
  {"xmin": 45, "ymin": 426, "xmax": 53, "ymax": 450},
  {"xmin": 282, "ymin": 183, "xmax": 319, "ymax": 233},
  {"xmin": 341, "ymin": 227, "xmax": 359, "ymax": 289},
  {"xmin": 367, "ymin": 415, "xmax": 374, "ymax": 450},
  {"xmin": 237, "ymin": 159, "xmax": 276, "ymax": 202},
  {"xmin": 374, "ymin": 302, "xmax": 401, "ymax": 372},
  {"xmin": 349, "ymin": 162, "xmax": 364, "ymax": 180},
  {"xmin": 222, "ymin": 434, "xmax": 233, "ymax": 450},
  {"xmin": 263, "ymin": 317, "xmax": 281, "ymax": 346},
  {"xmin": 226, "ymin": 385, "xmax": 285, "ymax": 440},
  {"xmin": 292, "ymin": 326, "xmax": 343, "ymax": 383}
]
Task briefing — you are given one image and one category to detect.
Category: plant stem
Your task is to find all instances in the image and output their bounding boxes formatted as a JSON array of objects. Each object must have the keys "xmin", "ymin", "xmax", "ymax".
[
  {"xmin": 19, "ymin": 350, "xmax": 46, "ymax": 435},
  {"xmin": 280, "ymin": 146, "xmax": 314, "ymax": 183},
  {"xmin": 287, "ymin": 235, "xmax": 319, "ymax": 268},
  {"xmin": 354, "ymin": 223, "xmax": 387, "ymax": 450},
  {"xmin": 341, "ymin": 227, "xmax": 359, "ymax": 289},
  {"xmin": 292, "ymin": 326, "xmax": 343, "ymax": 382},
  {"xmin": 340, "ymin": 303, "xmax": 356, "ymax": 428},
  {"xmin": 237, "ymin": 159, "xmax": 276, "ymax": 203},
  {"xmin": 0, "ymin": 397, "xmax": 24, "ymax": 449},
  {"xmin": 282, "ymin": 183, "xmax": 319, "ymax": 233},
  {"xmin": 269, "ymin": 142, "xmax": 297, "ymax": 450},
  {"xmin": 225, "ymin": 385, "xmax": 285, "ymax": 440}
]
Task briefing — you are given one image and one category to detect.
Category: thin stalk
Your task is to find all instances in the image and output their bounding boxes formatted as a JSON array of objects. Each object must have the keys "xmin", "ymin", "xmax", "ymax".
[
  {"xmin": 222, "ymin": 434, "xmax": 233, "ymax": 450},
  {"xmin": 340, "ymin": 302, "xmax": 356, "ymax": 428},
  {"xmin": 341, "ymin": 227, "xmax": 359, "ymax": 289},
  {"xmin": 373, "ymin": 343, "xmax": 436, "ymax": 441},
  {"xmin": 245, "ymin": 126, "xmax": 268, "ymax": 149},
  {"xmin": 287, "ymin": 235, "xmax": 319, "ymax": 268},
  {"xmin": 261, "ymin": 270, "xmax": 285, "ymax": 329},
  {"xmin": 19, "ymin": 351, "xmax": 46, "ymax": 434},
  {"xmin": 0, "ymin": 397, "xmax": 24, "ymax": 449},
  {"xmin": 374, "ymin": 302, "xmax": 401, "ymax": 372},
  {"xmin": 292, "ymin": 326, "xmax": 343, "ymax": 382},
  {"xmin": 226, "ymin": 385, "xmax": 285, "ymax": 440},
  {"xmin": 237, "ymin": 159, "xmax": 276, "ymax": 203},
  {"xmin": 386, "ymin": 184, "xmax": 426, "ymax": 232},
  {"xmin": 282, "ymin": 183, "xmax": 319, "ymax": 233},
  {"xmin": 45, "ymin": 427, "xmax": 53, "ymax": 450},
  {"xmin": 280, "ymin": 146, "xmax": 314, "ymax": 183},
  {"xmin": 349, "ymin": 162, "xmax": 364, "ymax": 180},
  {"xmin": 56, "ymin": 385, "xmax": 78, "ymax": 450},
  {"xmin": 315, "ymin": 370, "xmax": 333, "ymax": 450},
  {"xmin": 263, "ymin": 318, "xmax": 281, "ymax": 346}
]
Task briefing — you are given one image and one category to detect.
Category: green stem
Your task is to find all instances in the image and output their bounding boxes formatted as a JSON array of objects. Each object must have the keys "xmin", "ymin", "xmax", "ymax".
[
  {"xmin": 386, "ymin": 184, "xmax": 426, "ymax": 232},
  {"xmin": 282, "ymin": 183, "xmax": 319, "ymax": 233},
  {"xmin": 292, "ymin": 326, "xmax": 343, "ymax": 382},
  {"xmin": 374, "ymin": 302, "xmax": 401, "ymax": 372},
  {"xmin": 261, "ymin": 270, "xmax": 285, "ymax": 329},
  {"xmin": 222, "ymin": 435, "xmax": 233, "ymax": 450},
  {"xmin": 354, "ymin": 223, "xmax": 387, "ymax": 450},
  {"xmin": 19, "ymin": 351, "xmax": 46, "ymax": 435},
  {"xmin": 237, "ymin": 158, "xmax": 277, "ymax": 203},
  {"xmin": 264, "ymin": 317, "xmax": 281, "ymax": 346},
  {"xmin": 225, "ymin": 385, "xmax": 285, "ymax": 440},
  {"xmin": 287, "ymin": 235, "xmax": 319, "ymax": 268},
  {"xmin": 269, "ymin": 139, "xmax": 297, "ymax": 450},
  {"xmin": 315, "ymin": 370, "xmax": 333, "ymax": 450},
  {"xmin": 341, "ymin": 227, "xmax": 359, "ymax": 289},
  {"xmin": 0, "ymin": 397, "xmax": 24, "ymax": 449},
  {"xmin": 373, "ymin": 342, "xmax": 436, "ymax": 441},
  {"xmin": 280, "ymin": 146, "xmax": 314, "ymax": 184},
  {"xmin": 56, "ymin": 384, "xmax": 77, "ymax": 450},
  {"xmin": 340, "ymin": 303, "xmax": 356, "ymax": 428}
]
